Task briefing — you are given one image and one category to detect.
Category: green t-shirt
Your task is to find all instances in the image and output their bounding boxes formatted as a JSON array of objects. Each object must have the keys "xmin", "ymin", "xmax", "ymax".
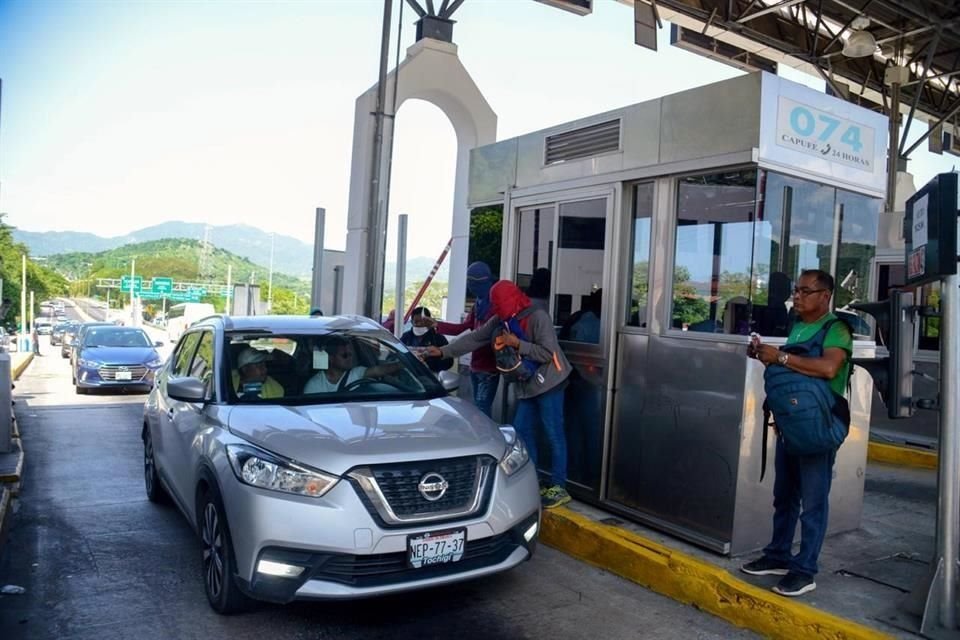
[{"xmin": 786, "ymin": 312, "xmax": 853, "ymax": 396}]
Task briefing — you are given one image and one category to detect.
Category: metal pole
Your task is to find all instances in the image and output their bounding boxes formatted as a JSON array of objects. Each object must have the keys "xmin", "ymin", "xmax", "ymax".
[
  {"xmin": 394, "ymin": 214, "xmax": 408, "ymax": 339},
  {"xmin": 226, "ymin": 265, "xmax": 233, "ymax": 314},
  {"xmin": 267, "ymin": 232, "xmax": 275, "ymax": 313},
  {"xmin": 333, "ymin": 266, "xmax": 344, "ymax": 315},
  {"xmin": 364, "ymin": 0, "xmax": 394, "ymax": 319},
  {"xmin": 29, "ymin": 291, "xmax": 33, "ymax": 330},
  {"xmin": 937, "ymin": 273, "xmax": 960, "ymax": 629},
  {"xmin": 886, "ymin": 81, "xmax": 901, "ymax": 214},
  {"xmin": 130, "ymin": 258, "xmax": 136, "ymax": 326},
  {"xmin": 20, "ymin": 255, "xmax": 26, "ymax": 351},
  {"xmin": 312, "ymin": 208, "xmax": 326, "ymax": 313}
]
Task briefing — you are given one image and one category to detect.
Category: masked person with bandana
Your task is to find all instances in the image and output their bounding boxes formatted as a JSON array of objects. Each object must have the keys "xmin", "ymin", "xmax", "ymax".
[
  {"xmin": 426, "ymin": 280, "xmax": 572, "ymax": 509},
  {"xmin": 401, "ymin": 307, "xmax": 453, "ymax": 373},
  {"xmin": 424, "ymin": 262, "xmax": 501, "ymax": 418}
]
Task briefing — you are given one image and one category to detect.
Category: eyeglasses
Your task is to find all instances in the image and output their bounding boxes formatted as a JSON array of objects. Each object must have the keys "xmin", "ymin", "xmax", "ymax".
[{"xmin": 793, "ymin": 286, "xmax": 828, "ymax": 297}]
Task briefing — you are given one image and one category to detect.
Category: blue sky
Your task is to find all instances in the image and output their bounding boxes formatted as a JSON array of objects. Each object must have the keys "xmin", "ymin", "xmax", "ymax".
[{"xmin": 1, "ymin": 0, "xmax": 957, "ymax": 261}]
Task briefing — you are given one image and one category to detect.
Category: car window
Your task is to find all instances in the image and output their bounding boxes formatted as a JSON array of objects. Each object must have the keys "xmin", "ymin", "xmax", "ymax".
[
  {"xmin": 225, "ymin": 330, "xmax": 444, "ymax": 405},
  {"xmin": 172, "ymin": 332, "xmax": 202, "ymax": 377},
  {"xmin": 189, "ymin": 331, "xmax": 216, "ymax": 396}
]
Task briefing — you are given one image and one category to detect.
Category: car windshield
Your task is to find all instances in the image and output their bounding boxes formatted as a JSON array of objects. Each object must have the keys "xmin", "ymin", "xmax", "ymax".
[
  {"xmin": 84, "ymin": 328, "xmax": 152, "ymax": 348},
  {"xmin": 226, "ymin": 330, "xmax": 446, "ymax": 405}
]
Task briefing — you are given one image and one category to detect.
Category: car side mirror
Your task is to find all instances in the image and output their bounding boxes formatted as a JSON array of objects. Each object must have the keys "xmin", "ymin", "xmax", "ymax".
[
  {"xmin": 167, "ymin": 376, "xmax": 207, "ymax": 403},
  {"xmin": 154, "ymin": 341, "xmax": 164, "ymax": 347},
  {"xmin": 438, "ymin": 370, "xmax": 460, "ymax": 392}
]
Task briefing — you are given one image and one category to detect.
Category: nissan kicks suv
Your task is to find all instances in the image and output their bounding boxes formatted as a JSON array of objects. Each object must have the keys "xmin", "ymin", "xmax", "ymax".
[{"xmin": 142, "ymin": 314, "xmax": 540, "ymax": 613}]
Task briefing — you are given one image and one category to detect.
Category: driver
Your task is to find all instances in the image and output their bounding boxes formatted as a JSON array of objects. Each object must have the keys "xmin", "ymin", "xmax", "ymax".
[{"xmin": 303, "ymin": 336, "xmax": 402, "ymax": 394}]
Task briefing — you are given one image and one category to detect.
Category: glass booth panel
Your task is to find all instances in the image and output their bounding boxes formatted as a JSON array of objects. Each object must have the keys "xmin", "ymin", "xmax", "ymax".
[
  {"xmin": 671, "ymin": 170, "xmax": 757, "ymax": 335},
  {"xmin": 515, "ymin": 205, "xmax": 556, "ymax": 313},
  {"xmin": 627, "ymin": 183, "xmax": 654, "ymax": 328},
  {"xmin": 555, "ymin": 198, "xmax": 606, "ymax": 343},
  {"xmin": 834, "ymin": 189, "xmax": 879, "ymax": 337}
]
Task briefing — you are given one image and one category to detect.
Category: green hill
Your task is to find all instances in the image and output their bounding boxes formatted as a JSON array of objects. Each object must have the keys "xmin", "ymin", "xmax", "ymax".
[{"xmin": 48, "ymin": 238, "xmax": 312, "ymax": 313}]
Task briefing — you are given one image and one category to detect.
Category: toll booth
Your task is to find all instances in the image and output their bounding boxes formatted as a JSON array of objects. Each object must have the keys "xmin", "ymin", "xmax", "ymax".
[{"xmin": 467, "ymin": 72, "xmax": 888, "ymax": 555}]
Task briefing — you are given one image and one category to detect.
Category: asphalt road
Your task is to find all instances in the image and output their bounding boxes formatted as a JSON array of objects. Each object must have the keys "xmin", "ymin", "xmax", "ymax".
[{"xmin": 0, "ymin": 309, "xmax": 756, "ymax": 640}]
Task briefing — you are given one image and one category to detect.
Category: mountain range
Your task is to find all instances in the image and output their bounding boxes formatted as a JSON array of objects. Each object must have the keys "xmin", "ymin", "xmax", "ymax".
[{"xmin": 14, "ymin": 221, "xmax": 450, "ymax": 283}]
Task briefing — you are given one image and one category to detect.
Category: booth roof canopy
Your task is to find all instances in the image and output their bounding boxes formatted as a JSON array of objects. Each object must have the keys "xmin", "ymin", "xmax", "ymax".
[{"xmin": 624, "ymin": 0, "xmax": 960, "ymax": 140}]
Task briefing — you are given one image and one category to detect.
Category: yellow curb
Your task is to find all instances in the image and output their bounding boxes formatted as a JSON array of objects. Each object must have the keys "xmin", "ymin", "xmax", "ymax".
[
  {"xmin": 541, "ymin": 507, "xmax": 893, "ymax": 640},
  {"xmin": 12, "ymin": 353, "xmax": 34, "ymax": 380},
  {"xmin": 868, "ymin": 442, "xmax": 937, "ymax": 470}
]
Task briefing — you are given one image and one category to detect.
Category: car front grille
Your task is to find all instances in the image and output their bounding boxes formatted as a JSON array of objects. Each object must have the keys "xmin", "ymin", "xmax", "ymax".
[
  {"xmin": 348, "ymin": 455, "xmax": 497, "ymax": 527},
  {"xmin": 308, "ymin": 530, "xmax": 518, "ymax": 588},
  {"xmin": 98, "ymin": 364, "xmax": 149, "ymax": 381}
]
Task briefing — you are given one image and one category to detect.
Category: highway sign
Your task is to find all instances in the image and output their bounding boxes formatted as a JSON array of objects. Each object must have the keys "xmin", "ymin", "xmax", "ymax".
[
  {"xmin": 151, "ymin": 277, "xmax": 173, "ymax": 294},
  {"xmin": 120, "ymin": 275, "xmax": 143, "ymax": 293}
]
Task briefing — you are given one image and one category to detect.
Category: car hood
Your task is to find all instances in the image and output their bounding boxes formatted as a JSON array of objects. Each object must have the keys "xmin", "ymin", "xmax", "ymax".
[
  {"xmin": 79, "ymin": 346, "xmax": 159, "ymax": 365},
  {"xmin": 227, "ymin": 397, "xmax": 507, "ymax": 475}
]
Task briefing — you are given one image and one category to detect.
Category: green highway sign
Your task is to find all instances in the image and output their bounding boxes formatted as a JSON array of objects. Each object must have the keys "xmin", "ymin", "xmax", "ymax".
[
  {"xmin": 151, "ymin": 277, "xmax": 173, "ymax": 294},
  {"xmin": 120, "ymin": 275, "xmax": 143, "ymax": 293}
]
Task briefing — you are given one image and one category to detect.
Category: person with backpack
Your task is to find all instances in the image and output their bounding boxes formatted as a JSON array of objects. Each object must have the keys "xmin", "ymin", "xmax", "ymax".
[
  {"xmin": 740, "ymin": 269, "xmax": 853, "ymax": 597},
  {"xmin": 425, "ymin": 280, "xmax": 572, "ymax": 509}
]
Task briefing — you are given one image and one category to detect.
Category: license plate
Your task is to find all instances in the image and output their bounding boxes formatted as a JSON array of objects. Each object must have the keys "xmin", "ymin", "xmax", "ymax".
[
  {"xmin": 407, "ymin": 528, "xmax": 466, "ymax": 569},
  {"xmin": 115, "ymin": 371, "xmax": 132, "ymax": 380}
]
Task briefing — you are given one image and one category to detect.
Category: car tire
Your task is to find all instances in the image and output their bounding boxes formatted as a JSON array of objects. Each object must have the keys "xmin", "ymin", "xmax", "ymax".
[
  {"xmin": 75, "ymin": 384, "xmax": 87, "ymax": 395},
  {"xmin": 198, "ymin": 484, "xmax": 251, "ymax": 614},
  {"xmin": 143, "ymin": 429, "xmax": 167, "ymax": 504}
]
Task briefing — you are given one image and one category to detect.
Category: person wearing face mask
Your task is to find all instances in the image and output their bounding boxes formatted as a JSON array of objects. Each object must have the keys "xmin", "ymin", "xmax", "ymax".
[
  {"xmin": 421, "ymin": 261, "xmax": 500, "ymax": 417},
  {"xmin": 400, "ymin": 307, "xmax": 453, "ymax": 373}
]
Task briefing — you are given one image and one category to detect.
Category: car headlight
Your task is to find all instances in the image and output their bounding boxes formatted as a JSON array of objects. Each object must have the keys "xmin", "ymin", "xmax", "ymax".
[
  {"xmin": 145, "ymin": 358, "xmax": 164, "ymax": 369},
  {"xmin": 78, "ymin": 358, "xmax": 101, "ymax": 369},
  {"xmin": 226, "ymin": 444, "xmax": 338, "ymax": 498},
  {"xmin": 499, "ymin": 425, "xmax": 529, "ymax": 476}
]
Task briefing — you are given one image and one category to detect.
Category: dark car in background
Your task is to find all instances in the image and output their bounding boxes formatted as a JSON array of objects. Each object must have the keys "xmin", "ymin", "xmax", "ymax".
[
  {"xmin": 73, "ymin": 325, "xmax": 165, "ymax": 394},
  {"xmin": 60, "ymin": 324, "xmax": 82, "ymax": 358},
  {"xmin": 51, "ymin": 321, "xmax": 78, "ymax": 346}
]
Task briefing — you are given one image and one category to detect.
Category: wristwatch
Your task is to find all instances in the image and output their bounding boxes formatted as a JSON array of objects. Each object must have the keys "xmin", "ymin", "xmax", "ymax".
[{"xmin": 777, "ymin": 352, "xmax": 790, "ymax": 366}]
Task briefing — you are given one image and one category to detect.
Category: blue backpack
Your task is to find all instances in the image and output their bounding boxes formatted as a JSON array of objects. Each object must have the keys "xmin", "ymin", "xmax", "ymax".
[{"xmin": 761, "ymin": 319, "xmax": 851, "ymax": 474}]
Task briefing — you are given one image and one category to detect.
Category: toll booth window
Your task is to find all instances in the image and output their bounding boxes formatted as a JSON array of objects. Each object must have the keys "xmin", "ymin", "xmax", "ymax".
[
  {"xmin": 753, "ymin": 172, "xmax": 879, "ymax": 338},
  {"xmin": 627, "ymin": 183, "xmax": 653, "ymax": 328},
  {"xmin": 515, "ymin": 205, "xmax": 556, "ymax": 314},
  {"xmin": 555, "ymin": 198, "xmax": 606, "ymax": 343},
  {"xmin": 670, "ymin": 170, "xmax": 757, "ymax": 335}
]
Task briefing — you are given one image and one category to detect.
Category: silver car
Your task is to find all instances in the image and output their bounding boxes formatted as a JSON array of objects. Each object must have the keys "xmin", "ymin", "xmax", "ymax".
[{"xmin": 143, "ymin": 314, "xmax": 540, "ymax": 614}]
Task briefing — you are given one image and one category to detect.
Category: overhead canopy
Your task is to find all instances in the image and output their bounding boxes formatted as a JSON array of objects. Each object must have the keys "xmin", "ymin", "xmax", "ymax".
[{"xmin": 620, "ymin": 0, "xmax": 960, "ymax": 157}]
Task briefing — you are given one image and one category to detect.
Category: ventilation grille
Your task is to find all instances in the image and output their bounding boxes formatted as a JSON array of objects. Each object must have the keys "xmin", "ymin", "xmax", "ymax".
[{"xmin": 544, "ymin": 119, "xmax": 621, "ymax": 165}]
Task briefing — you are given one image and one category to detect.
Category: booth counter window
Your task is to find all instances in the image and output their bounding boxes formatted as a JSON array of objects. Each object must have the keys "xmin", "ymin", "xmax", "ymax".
[
  {"xmin": 626, "ymin": 183, "xmax": 653, "ymax": 328},
  {"xmin": 666, "ymin": 169, "xmax": 881, "ymax": 338},
  {"xmin": 670, "ymin": 170, "xmax": 758, "ymax": 335}
]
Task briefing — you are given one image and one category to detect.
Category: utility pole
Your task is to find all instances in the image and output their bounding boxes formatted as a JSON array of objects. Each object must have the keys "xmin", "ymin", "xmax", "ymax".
[
  {"xmin": 268, "ymin": 232, "xmax": 275, "ymax": 313},
  {"xmin": 130, "ymin": 258, "xmax": 136, "ymax": 326},
  {"xmin": 20, "ymin": 255, "xmax": 26, "ymax": 351},
  {"xmin": 225, "ymin": 264, "xmax": 233, "ymax": 314}
]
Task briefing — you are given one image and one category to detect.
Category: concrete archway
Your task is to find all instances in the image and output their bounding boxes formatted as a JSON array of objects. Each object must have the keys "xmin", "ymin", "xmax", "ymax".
[{"xmin": 343, "ymin": 37, "xmax": 497, "ymax": 321}]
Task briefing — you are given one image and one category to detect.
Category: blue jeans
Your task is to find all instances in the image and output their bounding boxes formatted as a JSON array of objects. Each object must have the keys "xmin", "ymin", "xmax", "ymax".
[
  {"xmin": 512, "ymin": 385, "xmax": 567, "ymax": 488},
  {"xmin": 763, "ymin": 440, "xmax": 837, "ymax": 577},
  {"xmin": 470, "ymin": 371, "xmax": 500, "ymax": 418}
]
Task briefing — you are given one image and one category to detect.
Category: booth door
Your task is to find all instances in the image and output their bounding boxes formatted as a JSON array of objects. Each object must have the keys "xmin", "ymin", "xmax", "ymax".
[{"xmin": 510, "ymin": 197, "xmax": 610, "ymax": 497}]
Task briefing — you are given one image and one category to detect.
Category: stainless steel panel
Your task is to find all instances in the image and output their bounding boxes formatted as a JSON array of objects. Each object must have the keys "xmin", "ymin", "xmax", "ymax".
[
  {"xmin": 609, "ymin": 332, "xmax": 746, "ymax": 547},
  {"xmin": 468, "ymin": 139, "xmax": 519, "ymax": 206},
  {"xmin": 659, "ymin": 74, "xmax": 761, "ymax": 165}
]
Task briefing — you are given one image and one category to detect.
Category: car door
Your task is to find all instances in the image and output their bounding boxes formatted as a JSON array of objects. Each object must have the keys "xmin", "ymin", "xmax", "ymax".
[
  {"xmin": 154, "ymin": 331, "xmax": 202, "ymax": 509},
  {"xmin": 165, "ymin": 330, "xmax": 218, "ymax": 514}
]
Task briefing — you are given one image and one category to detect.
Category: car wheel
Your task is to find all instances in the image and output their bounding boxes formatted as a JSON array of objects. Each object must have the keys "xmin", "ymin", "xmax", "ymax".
[
  {"xmin": 143, "ymin": 430, "xmax": 167, "ymax": 504},
  {"xmin": 198, "ymin": 485, "xmax": 250, "ymax": 614}
]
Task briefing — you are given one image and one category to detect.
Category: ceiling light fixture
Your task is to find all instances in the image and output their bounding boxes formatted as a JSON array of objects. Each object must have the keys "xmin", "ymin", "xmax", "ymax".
[{"xmin": 842, "ymin": 16, "xmax": 877, "ymax": 58}]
